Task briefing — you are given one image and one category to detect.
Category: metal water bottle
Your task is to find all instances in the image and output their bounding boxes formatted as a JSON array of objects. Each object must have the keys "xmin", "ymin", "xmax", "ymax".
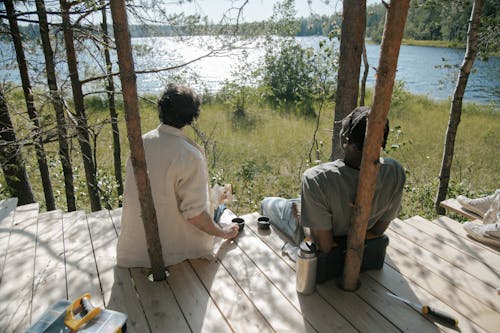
[{"xmin": 296, "ymin": 239, "xmax": 317, "ymax": 295}]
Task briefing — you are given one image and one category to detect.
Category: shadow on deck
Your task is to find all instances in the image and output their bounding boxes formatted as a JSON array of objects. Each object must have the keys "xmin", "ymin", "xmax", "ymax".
[{"xmin": 0, "ymin": 197, "xmax": 499, "ymax": 332}]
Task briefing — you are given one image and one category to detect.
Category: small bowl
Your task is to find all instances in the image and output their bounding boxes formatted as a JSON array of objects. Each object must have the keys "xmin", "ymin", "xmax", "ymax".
[
  {"xmin": 257, "ymin": 216, "xmax": 271, "ymax": 230},
  {"xmin": 232, "ymin": 217, "xmax": 245, "ymax": 232}
]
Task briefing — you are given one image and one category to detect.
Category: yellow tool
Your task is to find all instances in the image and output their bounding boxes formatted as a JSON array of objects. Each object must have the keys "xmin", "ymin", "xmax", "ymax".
[
  {"xmin": 386, "ymin": 292, "xmax": 459, "ymax": 327},
  {"xmin": 26, "ymin": 293, "xmax": 127, "ymax": 333},
  {"xmin": 64, "ymin": 293, "xmax": 102, "ymax": 331}
]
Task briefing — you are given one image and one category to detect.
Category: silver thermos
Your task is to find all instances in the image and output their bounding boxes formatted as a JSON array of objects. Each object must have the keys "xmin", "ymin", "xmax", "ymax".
[{"xmin": 296, "ymin": 239, "xmax": 317, "ymax": 295}]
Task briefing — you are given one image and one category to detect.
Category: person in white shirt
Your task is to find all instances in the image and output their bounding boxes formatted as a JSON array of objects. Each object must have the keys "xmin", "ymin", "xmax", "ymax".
[{"xmin": 117, "ymin": 84, "xmax": 238, "ymax": 268}]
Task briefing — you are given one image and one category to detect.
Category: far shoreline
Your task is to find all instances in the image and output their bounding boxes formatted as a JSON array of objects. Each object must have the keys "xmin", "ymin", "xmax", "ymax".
[{"xmin": 365, "ymin": 38, "xmax": 465, "ymax": 49}]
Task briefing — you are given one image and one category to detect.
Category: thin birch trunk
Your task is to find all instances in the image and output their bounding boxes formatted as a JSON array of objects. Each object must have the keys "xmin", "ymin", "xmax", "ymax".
[
  {"xmin": 101, "ymin": 0, "xmax": 123, "ymax": 206},
  {"xmin": 359, "ymin": 42, "xmax": 369, "ymax": 106},
  {"xmin": 60, "ymin": 0, "xmax": 101, "ymax": 211},
  {"xmin": 35, "ymin": 0, "xmax": 76, "ymax": 212},
  {"xmin": 435, "ymin": 0, "xmax": 484, "ymax": 214},
  {"xmin": 109, "ymin": 0, "xmax": 166, "ymax": 280},
  {"xmin": 343, "ymin": 0, "xmax": 410, "ymax": 291},
  {"xmin": 5, "ymin": 0, "xmax": 55, "ymax": 211},
  {"xmin": 0, "ymin": 87, "xmax": 35, "ymax": 205}
]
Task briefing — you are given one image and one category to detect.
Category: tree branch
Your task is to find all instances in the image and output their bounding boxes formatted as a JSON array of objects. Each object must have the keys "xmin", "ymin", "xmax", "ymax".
[{"xmin": 80, "ymin": 49, "xmax": 215, "ymax": 85}]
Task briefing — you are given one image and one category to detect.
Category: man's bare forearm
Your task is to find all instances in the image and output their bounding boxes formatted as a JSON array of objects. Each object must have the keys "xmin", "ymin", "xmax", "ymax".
[
  {"xmin": 188, "ymin": 211, "xmax": 225, "ymax": 237},
  {"xmin": 313, "ymin": 228, "xmax": 337, "ymax": 253},
  {"xmin": 188, "ymin": 210, "xmax": 238, "ymax": 239},
  {"xmin": 369, "ymin": 220, "xmax": 391, "ymax": 236}
]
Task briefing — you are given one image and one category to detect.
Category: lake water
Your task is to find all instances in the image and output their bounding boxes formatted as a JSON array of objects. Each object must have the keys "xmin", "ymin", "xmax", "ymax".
[{"xmin": 1, "ymin": 35, "xmax": 498, "ymax": 107}]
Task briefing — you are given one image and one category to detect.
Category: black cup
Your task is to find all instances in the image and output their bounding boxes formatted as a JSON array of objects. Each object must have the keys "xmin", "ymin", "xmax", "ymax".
[
  {"xmin": 257, "ymin": 216, "xmax": 271, "ymax": 230},
  {"xmin": 232, "ymin": 217, "xmax": 245, "ymax": 232}
]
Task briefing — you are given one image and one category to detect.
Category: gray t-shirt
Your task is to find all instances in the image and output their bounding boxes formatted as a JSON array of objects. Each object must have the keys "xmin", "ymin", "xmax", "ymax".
[{"xmin": 300, "ymin": 157, "xmax": 405, "ymax": 236}]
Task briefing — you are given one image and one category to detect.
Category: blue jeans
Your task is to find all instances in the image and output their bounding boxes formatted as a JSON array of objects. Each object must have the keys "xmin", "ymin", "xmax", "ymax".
[
  {"xmin": 214, "ymin": 203, "xmax": 226, "ymax": 224},
  {"xmin": 260, "ymin": 197, "xmax": 304, "ymax": 245}
]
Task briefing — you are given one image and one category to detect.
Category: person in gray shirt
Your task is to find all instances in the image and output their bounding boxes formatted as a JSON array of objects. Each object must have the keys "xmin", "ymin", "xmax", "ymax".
[{"xmin": 261, "ymin": 106, "xmax": 406, "ymax": 252}]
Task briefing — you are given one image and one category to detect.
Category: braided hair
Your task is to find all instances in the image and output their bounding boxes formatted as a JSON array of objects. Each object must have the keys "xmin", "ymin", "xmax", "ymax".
[{"xmin": 340, "ymin": 106, "xmax": 389, "ymax": 151}]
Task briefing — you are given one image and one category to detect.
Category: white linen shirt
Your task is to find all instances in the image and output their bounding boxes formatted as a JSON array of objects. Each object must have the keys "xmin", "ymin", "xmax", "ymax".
[{"xmin": 116, "ymin": 124, "xmax": 214, "ymax": 268}]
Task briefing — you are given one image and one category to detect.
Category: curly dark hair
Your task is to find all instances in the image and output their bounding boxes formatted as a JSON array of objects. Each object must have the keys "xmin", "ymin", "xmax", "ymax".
[
  {"xmin": 341, "ymin": 106, "xmax": 390, "ymax": 151},
  {"xmin": 157, "ymin": 83, "xmax": 201, "ymax": 128}
]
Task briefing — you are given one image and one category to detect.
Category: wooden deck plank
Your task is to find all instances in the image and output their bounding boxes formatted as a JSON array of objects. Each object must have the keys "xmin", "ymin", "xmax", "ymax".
[
  {"xmin": 63, "ymin": 210, "xmax": 104, "ymax": 307},
  {"xmin": 109, "ymin": 208, "xmax": 122, "ymax": 233},
  {"xmin": 190, "ymin": 257, "xmax": 274, "ymax": 333},
  {"xmin": 367, "ymin": 266, "xmax": 487, "ymax": 333},
  {"xmin": 108, "ymin": 208, "xmax": 193, "ymax": 333},
  {"xmin": 391, "ymin": 218, "xmax": 500, "ymax": 287},
  {"xmin": 0, "ymin": 197, "xmax": 18, "ymax": 222},
  {"xmin": 242, "ymin": 213, "xmax": 401, "ymax": 333},
  {"xmin": 167, "ymin": 261, "xmax": 234, "ymax": 333},
  {"xmin": 31, "ymin": 210, "xmax": 67, "ymax": 325},
  {"xmin": 431, "ymin": 216, "xmax": 500, "ymax": 254},
  {"xmin": 234, "ymin": 220, "xmax": 357, "ymax": 333},
  {"xmin": 86, "ymin": 210, "xmax": 150, "ymax": 332},
  {"xmin": 386, "ymin": 228, "xmax": 500, "ymax": 313},
  {"xmin": 213, "ymin": 235, "xmax": 316, "ymax": 332},
  {"xmin": 355, "ymin": 274, "xmax": 442, "ymax": 333},
  {"xmin": 129, "ymin": 268, "xmax": 193, "ymax": 333},
  {"xmin": 0, "ymin": 197, "xmax": 18, "ymax": 282},
  {"xmin": 403, "ymin": 216, "xmax": 500, "ymax": 271},
  {"xmin": 0, "ymin": 203, "xmax": 39, "ymax": 333},
  {"xmin": 384, "ymin": 232, "xmax": 500, "ymax": 332},
  {"xmin": 440, "ymin": 198, "xmax": 483, "ymax": 220}
]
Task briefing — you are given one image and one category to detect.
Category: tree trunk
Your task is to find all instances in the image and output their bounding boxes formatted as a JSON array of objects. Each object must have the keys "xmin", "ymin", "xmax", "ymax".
[
  {"xmin": 0, "ymin": 87, "xmax": 35, "ymax": 205},
  {"xmin": 5, "ymin": 0, "xmax": 56, "ymax": 211},
  {"xmin": 435, "ymin": 0, "xmax": 484, "ymax": 215},
  {"xmin": 109, "ymin": 0, "xmax": 166, "ymax": 281},
  {"xmin": 343, "ymin": 0, "xmax": 410, "ymax": 291},
  {"xmin": 60, "ymin": 0, "xmax": 101, "ymax": 211},
  {"xmin": 359, "ymin": 42, "xmax": 369, "ymax": 106},
  {"xmin": 35, "ymin": 0, "xmax": 76, "ymax": 212},
  {"xmin": 330, "ymin": 0, "xmax": 366, "ymax": 161},
  {"xmin": 101, "ymin": 0, "xmax": 123, "ymax": 206}
]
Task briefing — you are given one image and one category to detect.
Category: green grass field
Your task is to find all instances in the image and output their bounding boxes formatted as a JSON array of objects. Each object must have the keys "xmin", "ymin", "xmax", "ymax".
[{"xmin": 2, "ymin": 89, "xmax": 499, "ymax": 221}]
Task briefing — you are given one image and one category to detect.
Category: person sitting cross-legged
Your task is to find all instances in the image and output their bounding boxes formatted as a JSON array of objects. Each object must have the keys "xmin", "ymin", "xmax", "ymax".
[
  {"xmin": 116, "ymin": 83, "xmax": 238, "ymax": 268},
  {"xmin": 261, "ymin": 106, "xmax": 406, "ymax": 253}
]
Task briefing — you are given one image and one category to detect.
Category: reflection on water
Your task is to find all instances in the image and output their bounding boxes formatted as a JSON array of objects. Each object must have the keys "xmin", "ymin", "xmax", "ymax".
[
  {"xmin": 0, "ymin": 35, "xmax": 498, "ymax": 107},
  {"xmin": 365, "ymin": 42, "xmax": 500, "ymax": 106}
]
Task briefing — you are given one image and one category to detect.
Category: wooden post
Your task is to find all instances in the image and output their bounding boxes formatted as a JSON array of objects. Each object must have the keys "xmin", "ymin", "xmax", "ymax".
[
  {"xmin": 342, "ymin": 0, "xmax": 410, "ymax": 291},
  {"xmin": 109, "ymin": 0, "xmax": 166, "ymax": 281}
]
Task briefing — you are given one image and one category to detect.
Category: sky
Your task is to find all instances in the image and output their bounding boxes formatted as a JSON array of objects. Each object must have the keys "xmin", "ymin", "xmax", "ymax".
[{"xmin": 168, "ymin": 0, "xmax": 379, "ymax": 23}]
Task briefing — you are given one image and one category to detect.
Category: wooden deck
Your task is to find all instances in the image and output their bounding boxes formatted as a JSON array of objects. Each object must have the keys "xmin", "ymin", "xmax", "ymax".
[
  {"xmin": 0, "ymin": 197, "xmax": 499, "ymax": 332},
  {"xmin": 440, "ymin": 198, "xmax": 484, "ymax": 221}
]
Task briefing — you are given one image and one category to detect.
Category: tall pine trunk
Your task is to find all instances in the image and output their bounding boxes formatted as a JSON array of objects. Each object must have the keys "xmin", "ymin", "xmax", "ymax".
[
  {"xmin": 60, "ymin": 0, "xmax": 101, "ymax": 211},
  {"xmin": 435, "ymin": 0, "xmax": 485, "ymax": 214},
  {"xmin": 343, "ymin": 0, "xmax": 410, "ymax": 291},
  {"xmin": 110, "ymin": 0, "xmax": 166, "ymax": 281},
  {"xmin": 0, "ymin": 87, "xmax": 35, "ymax": 205},
  {"xmin": 101, "ymin": 1, "xmax": 123, "ymax": 206},
  {"xmin": 35, "ymin": 0, "xmax": 76, "ymax": 212},
  {"xmin": 330, "ymin": 0, "xmax": 366, "ymax": 160},
  {"xmin": 5, "ymin": 0, "xmax": 56, "ymax": 211}
]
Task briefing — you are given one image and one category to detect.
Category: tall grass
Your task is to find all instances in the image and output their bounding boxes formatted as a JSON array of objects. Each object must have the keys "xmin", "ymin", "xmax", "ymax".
[
  {"xmin": 1, "ymin": 89, "xmax": 499, "ymax": 221},
  {"xmin": 194, "ymin": 93, "xmax": 499, "ymax": 220}
]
